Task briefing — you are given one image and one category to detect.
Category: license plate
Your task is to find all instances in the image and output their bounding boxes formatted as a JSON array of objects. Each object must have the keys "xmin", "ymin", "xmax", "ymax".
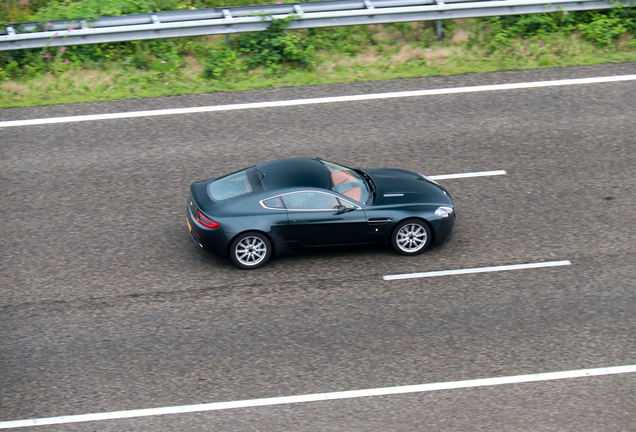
[{"xmin": 187, "ymin": 219, "xmax": 192, "ymax": 232}]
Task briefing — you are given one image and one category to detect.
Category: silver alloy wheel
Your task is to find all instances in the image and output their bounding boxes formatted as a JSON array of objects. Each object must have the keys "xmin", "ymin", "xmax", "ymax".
[
  {"xmin": 396, "ymin": 223, "xmax": 428, "ymax": 253},
  {"xmin": 235, "ymin": 236, "xmax": 268, "ymax": 266}
]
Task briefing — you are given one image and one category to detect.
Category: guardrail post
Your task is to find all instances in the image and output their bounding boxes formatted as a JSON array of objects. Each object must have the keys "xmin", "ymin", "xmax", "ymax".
[
  {"xmin": 222, "ymin": 9, "xmax": 234, "ymax": 44},
  {"xmin": 434, "ymin": 0, "xmax": 445, "ymax": 40}
]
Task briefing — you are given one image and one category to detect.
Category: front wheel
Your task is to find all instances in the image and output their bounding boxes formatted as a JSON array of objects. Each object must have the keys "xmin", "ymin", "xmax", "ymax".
[
  {"xmin": 230, "ymin": 232, "xmax": 272, "ymax": 269},
  {"xmin": 391, "ymin": 219, "xmax": 432, "ymax": 256}
]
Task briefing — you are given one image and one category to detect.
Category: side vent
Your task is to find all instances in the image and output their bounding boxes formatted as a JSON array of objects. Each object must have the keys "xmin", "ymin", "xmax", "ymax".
[{"xmin": 368, "ymin": 218, "xmax": 392, "ymax": 224}]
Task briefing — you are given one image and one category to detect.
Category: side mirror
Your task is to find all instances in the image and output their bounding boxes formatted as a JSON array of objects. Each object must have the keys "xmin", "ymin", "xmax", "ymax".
[{"xmin": 336, "ymin": 205, "xmax": 347, "ymax": 215}]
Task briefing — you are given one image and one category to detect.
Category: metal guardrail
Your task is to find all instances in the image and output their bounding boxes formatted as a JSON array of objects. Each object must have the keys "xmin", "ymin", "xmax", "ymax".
[{"xmin": 0, "ymin": 0, "xmax": 632, "ymax": 51}]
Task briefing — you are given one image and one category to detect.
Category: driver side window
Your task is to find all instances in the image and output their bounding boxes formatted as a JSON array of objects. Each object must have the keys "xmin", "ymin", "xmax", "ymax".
[{"xmin": 282, "ymin": 192, "xmax": 340, "ymax": 210}]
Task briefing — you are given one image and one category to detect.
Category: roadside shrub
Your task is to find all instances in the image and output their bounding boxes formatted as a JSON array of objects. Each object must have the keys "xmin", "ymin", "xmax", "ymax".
[
  {"xmin": 33, "ymin": 0, "xmax": 183, "ymax": 22},
  {"xmin": 1, "ymin": 0, "xmax": 48, "ymax": 23},
  {"xmin": 235, "ymin": 16, "xmax": 315, "ymax": 69},
  {"xmin": 202, "ymin": 48, "xmax": 244, "ymax": 78},
  {"xmin": 1, "ymin": 0, "xmax": 301, "ymax": 25},
  {"xmin": 488, "ymin": 7, "xmax": 634, "ymax": 45},
  {"xmin": 498, "ymin": 12, "xmax": 572, "ymax": 38},
  {"xmin": 473, "ymin": 7, "xmax": 635, "ymax": 55},
  {"xmin": 578, "ymin": 13, "xmax": 628, "ymax": 45},
  {"xmin": 0, "ymin": 48, "xmax": 52, "ymax": 77},
  {"xmin": 3, "ymin": 60, "xmax": 20, "ymax": 78},
  {"xmin": 614, "ymin": 6, "xmax": 636, "ymax": 31},
  {"xmin": 202, "ymin": 16, "xmax": 317, "ymax": 79}
]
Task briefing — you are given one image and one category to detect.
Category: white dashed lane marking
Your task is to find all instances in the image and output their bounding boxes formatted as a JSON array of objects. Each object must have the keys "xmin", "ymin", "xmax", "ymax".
[
  {"xmin": 384, "ymin": 260, "xmax": 572, "ymax": 281},
  {"xmin": 1, "ymin": 364, "xmax": 635, "ymax": 429},
  {"xmin": 429, "ymin": 170, "xmax": 507, "ymax": 180}
]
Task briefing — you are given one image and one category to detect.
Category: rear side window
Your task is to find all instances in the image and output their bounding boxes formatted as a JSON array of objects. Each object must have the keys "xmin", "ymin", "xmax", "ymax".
[
  {"xmin": 262, "ymin": 197, "xmax": 285, "ymax": 209},
  {"xmin": 208, "ymin": 170, "xmax": 252, "ymax": 201}
]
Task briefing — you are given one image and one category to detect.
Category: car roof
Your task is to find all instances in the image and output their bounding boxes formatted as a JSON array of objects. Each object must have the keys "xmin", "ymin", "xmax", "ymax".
[{"xmin": 256, "ymin": 158, "xmax": 330, "ymax": 191}]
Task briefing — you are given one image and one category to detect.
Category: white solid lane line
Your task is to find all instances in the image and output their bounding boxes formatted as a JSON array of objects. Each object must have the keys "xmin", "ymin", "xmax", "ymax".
[
  {"xmin": 2, "ymin": 364, "xmax": 635, "ymax": 429},
  {"xmin": 1, "ymin": 74, "xmax": 635, "ymax": 128},
  {"xmin": 383, "ymin": 260, "xmax": 572, "ymax": 281},
  {"xmin": 429, "ymin": 170, "xmax": 507, "ymax": 180}
]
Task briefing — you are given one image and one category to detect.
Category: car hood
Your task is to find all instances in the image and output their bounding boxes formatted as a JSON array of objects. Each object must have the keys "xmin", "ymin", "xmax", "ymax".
[{"xmin": 363, "ymin": 169, "xmax": 452, "ymax": 207}]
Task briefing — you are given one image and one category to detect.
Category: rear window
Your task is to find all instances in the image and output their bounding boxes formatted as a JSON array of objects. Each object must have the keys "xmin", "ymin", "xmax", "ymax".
[{"xmin": 208, "ymin": 169, "xmax": 263, "ymax": 201}]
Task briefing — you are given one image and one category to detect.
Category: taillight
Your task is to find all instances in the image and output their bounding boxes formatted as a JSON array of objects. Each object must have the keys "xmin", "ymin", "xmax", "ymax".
[{"xmin": 195, "ymin": 210, "xmax": 220, "ymax": 229}]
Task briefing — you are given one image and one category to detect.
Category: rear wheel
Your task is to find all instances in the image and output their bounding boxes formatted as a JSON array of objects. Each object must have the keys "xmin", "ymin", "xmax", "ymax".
[
  {"xmin": 391, "ymin": 219, "xmax": 431, "ymax": 256},
  {"xmin": 230, "ymin": 232, "xmax": 272, "ymax": 270}
]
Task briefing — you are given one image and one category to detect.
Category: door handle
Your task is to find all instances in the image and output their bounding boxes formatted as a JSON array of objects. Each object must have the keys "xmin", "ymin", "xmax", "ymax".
[{"xmin": 292, "ymin": 219, "xmax": 309, "ymax": 223}]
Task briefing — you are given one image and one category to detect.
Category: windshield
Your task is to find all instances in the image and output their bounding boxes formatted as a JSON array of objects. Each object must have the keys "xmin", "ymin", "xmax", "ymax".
[{"xmin": 320, "ymin": 160, "xmax": 370, "ymax": 204}]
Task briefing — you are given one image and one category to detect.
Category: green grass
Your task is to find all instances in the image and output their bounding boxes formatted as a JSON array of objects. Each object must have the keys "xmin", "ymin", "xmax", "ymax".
[{"xmin": 2, "ymin": 20, "xmax": 636, "ymax": 108}]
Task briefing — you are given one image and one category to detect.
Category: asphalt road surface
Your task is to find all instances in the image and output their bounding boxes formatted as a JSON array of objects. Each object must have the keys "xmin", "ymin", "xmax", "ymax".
[{"xmin": 2, "ymin": 62, "xmax": 636, "ymax": 431}]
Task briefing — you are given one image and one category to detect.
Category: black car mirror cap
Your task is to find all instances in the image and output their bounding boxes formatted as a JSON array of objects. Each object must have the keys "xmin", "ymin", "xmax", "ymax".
[{"xmin": 336, "ymin": 205, "xmax": 347, "ymax": 215}]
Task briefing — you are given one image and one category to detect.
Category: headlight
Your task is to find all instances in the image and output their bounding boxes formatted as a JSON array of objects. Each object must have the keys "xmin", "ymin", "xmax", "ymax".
[
  {"xmin": 435, "ymin": 206, "xmax": 453, "ymax": 218},
  {"xmin": 418, "ymin": 173, "xmax": 439, "ymax": 185}
]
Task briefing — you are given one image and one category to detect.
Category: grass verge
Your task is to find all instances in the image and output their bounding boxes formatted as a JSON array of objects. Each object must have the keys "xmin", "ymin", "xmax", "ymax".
[{"xmin": 1, "ymin": 19, "xmax": 636, "ymax": 108}]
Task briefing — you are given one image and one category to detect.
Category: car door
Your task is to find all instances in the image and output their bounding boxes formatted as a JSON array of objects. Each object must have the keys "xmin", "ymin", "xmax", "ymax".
[{"xmin": 280, "ymin": 191, "xmax": 368, "ymax": 247}]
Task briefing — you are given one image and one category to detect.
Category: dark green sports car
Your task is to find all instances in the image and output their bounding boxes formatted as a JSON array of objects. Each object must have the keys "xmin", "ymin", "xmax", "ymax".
[{"xmin": 187, "ymin": 158, "xmax": 455, "ymax": 269}]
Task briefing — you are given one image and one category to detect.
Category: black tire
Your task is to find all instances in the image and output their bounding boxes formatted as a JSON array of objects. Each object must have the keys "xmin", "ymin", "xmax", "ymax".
[
  {"xmin": 390, "ymin": 219, "xmax": 432, "ymax": 256},
  {"xmin": 229, "ymin": 232, "xmax": 272, "ymax": 270}
]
